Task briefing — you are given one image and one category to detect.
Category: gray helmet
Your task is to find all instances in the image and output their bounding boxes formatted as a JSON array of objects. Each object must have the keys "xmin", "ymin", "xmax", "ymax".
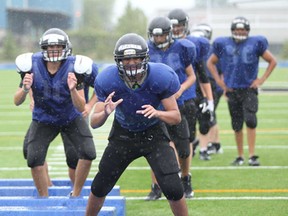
[
  {"xmin": 168, "ymin": 9, "xmax": 189, "ymax": 39},
  {"xmin": 148, "ymin": 16, "xmax": 173, "ymax": 48}
]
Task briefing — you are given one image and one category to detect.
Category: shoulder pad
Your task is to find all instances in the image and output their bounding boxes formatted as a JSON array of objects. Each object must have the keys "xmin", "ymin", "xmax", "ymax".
[
  {"xmin": 74, "ymin": 55, "xmax": 93, "ymax": 75},
  {"xmin": 15, "ymin": 53, "xmax": 33, "ymax": 73}
]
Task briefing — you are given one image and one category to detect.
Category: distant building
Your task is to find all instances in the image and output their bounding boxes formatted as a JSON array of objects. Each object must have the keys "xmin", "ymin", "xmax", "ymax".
[{"xmin": 0, "ymin": 0, "xmax": 83, "ymax": 36}]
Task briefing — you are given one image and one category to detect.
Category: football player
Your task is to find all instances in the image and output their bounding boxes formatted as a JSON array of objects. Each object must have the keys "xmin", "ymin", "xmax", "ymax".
[
  {"xmin": 21, "ymin": 38, "xmax": 98, "ymax": 188},
  {"xmin": 191, "ymin": 23, "xmax": 224, "ymax": 155},
  {"xmin": 14, "ymin": 28, "xmax": 97, "ymax": 197},
  {"xmin": 207, "ymin": 17, "xmax": 277, "ymax": 166},
  {"xmin": 146, "ymin": 16, "xmax": 196, "ymax": 200},
  {"xmin": 86, "ymin": 33, "xmax": 188, "ymax": 216},
  {"xmin": 168, "ymin": 8, "xmax": 215, "ymax": 161}
]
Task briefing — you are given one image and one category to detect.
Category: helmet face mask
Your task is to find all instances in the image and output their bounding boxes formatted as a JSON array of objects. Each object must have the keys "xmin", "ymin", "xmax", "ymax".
[
  {"xmin": 39, "ymin": 28, "xmax": 71, "ymax": 62},
  {"xmin": 114, "ymin": 33, "xmax": 149, "ymax": 89},
  {"xmin": 168, "ymin": 9, "xmax": 189, "ymax": 39},
  {"xmin": 231, "ymin": 17, "xmax": 250, "ymax": 42},
  {"xmin": 148, "ymin": 17, "xmax": 173, "ymax": 49}
]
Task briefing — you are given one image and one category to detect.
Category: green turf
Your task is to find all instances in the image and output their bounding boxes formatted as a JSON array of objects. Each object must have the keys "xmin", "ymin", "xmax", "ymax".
[{"xmin": 0, "ymin": 68, "xmax": 287, "ymax": 215}]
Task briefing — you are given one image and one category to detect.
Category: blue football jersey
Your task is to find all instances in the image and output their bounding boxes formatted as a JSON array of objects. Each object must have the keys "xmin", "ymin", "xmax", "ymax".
[
  {"xmin": 94, "ymin": 62, "xmax": 180, "ymax": 132},
  {"xmin": 185, "ymin": 35, "xmax": 210, "ymax": 66},
  {"xmin": 185, "ymin": 35, "xmax": 211, "ymax": 96},
  {"xmin": 148, "ymin": 39, "xmax": 196, "ymax": 103},
  {"xmin": 30, "ymin": 52, "xmax": 86, "ymax": 126},
  {"xmin": 211, "ymin": 36, "xmax": 268, "ymax": 88}
]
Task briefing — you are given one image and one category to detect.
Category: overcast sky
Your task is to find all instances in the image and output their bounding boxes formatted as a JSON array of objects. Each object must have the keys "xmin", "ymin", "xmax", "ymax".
[
  {"xmin": 113, "ymin": 0, "xmax": 195, "ymax": 21},
  {"xmin": 113, "ymin": 0, "xmax": 288, "ymax": 21}
]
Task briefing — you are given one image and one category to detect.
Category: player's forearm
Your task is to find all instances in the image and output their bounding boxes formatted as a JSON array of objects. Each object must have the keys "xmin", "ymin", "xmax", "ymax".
[
  {"xmin": 260, "ymin": 61, "xmax": 277, "ymax": 84},
  {"xmin": 157, "ymin": 109, "xmax": 181, "ymax": 125},
  {"xmin": 201, "ymin": 83, "xmax": 214, "ymax": 101},
  {"xmin": 14, "ymin": 87, "xmax": 28, "ymax": 106},
  {"xmin": 70, "ymin": 88, "xmax": 86, "ymax": 112},
  {"xmin": 87, "ymin": 92, "xmax": 98, "ymax": 108},
  {"xmin": 90, "ymin": 111, "xmax": 109, "ymax": 128}
]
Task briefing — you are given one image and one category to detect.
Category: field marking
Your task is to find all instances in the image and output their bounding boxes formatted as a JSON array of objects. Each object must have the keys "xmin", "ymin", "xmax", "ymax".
[
  {"xmin": 121, "ymin": 189, "xmax": 288, "ymax": 193},
  {"xmin": 1, "ymin": 145, "xmax": 288, "ymax": 151},
  {"xmin": 1, "ymin": 166, "xmax": 288, "ymax": 172},
  {"xmin": 122, "ymin": 166, "xmax": 288, "ymax": 171},
  {"xmin": 125, "ymin": 196, "xmax": 288, "ymax": 200}
]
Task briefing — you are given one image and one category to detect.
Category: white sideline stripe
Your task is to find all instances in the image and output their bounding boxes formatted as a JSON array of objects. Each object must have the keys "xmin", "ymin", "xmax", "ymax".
[
  {"xmin": 125, "ymin": 196, "xmax": 288, "ymax": 201},
  {"xmin": 1, "ymin": 166, "xmax": 288, "ymax": 172},
  {"xmin": 1, "ymin": 145, "xmax": 288, "ymax": 151},
  {"xmin": 3, "ymin": 127, "xmax": 288, "ymax": 134},
  {"xmin": 123, "ymin": 166, "xmax": 288, "ymax": 170}
]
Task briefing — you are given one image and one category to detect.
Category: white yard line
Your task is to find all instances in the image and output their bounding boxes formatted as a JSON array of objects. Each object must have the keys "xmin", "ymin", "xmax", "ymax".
[
  {"xmin": 1, "ymin": 166, "xmax": 288, "ymax": 172},
  {"xmin": 125, "ymin": 196, "xmax": 288, "ymax": 200}
]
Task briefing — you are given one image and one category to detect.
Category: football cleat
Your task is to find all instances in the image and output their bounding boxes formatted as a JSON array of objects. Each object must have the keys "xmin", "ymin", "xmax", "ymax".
[
  {"xmin": 199, "ymin": 150, "xmax": 210, "ymax": 160},
  {"xmin": 207, "ymin": 142, "xmax": 223, "ymax": 155},
  {"xmin": 231, "ymin": 157, "xmax": 244, "ymax": 166},
  {"xmin": 249, "ymin": 155, "xmax": 260, "ymax": 166},
  {"xmin": 145, "ymin": 183, "xmax": 162, "ymax": 201},
  {"xmin": 181, "ymin": 174, "xmax": 194, "ymax": 198}
]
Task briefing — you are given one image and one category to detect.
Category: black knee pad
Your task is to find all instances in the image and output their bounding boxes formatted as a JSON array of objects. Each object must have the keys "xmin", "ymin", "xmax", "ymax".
[
  {"xmin": 198, "ymin": 113, "xmax": 211, "ymax": 135},
  {"xmin": 66, "ymin": 147, "xmax": 78, "ymax": 169},
  {"xmin": 174, "ymin": 138, "xmax": 190, "ymax": 159},
  {"xmin": 91, "ymin": 172, "xmax": 114, "ymax": 197},
  {"xmin": 245, "ymin": 113, "xmax": 257, "ymax": 128},
  {"xmin": 27, "ymin": 150, "xmax": 45, "ymax": 168},
  {"xmin": 232, "ymin": 121, "xmax": 244, "ymax": 132},
  {"xmin": 91, "ymin": 144, "xmax": 126, "ymax": 197},
  {"xmin": 244, "ymin": 100, "xmax": 258, "ymax": 129},
  {"xmin": 160, "ymin": 173, "xmax": 184, "ymax": 201}
]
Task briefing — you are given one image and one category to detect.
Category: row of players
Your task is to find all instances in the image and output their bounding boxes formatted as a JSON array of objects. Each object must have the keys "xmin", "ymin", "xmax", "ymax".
[{"xmin": 14, "ymin": 8, "xmax": 277, "ymax": 216}]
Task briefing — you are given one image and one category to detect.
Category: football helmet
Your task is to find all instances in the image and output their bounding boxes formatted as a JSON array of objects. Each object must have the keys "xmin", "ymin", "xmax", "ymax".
[
  {"xmin": 168, "ymin": 9, "xmax": 189, "ymax": 39},
  {"xmin": 114, "ymin": 33, "xmax": 149, "ymax": 89},
  {"xmin": 231, "ymin": 16, "xmax": 250, "ymax": 41},
  {"xmin": 148, "ymin": 16, "xmax": 173, "ymax": 49},
  {"xmin": 39, "ymin": 28, "xmax": 71, "ymax": 62},
  {"xmin": 190, "ymin": 30, "xmax": 205, "ymax": 38},
  {"xmin": 192, "ymin": 23, "xmax": 213, "ymax": 40}
]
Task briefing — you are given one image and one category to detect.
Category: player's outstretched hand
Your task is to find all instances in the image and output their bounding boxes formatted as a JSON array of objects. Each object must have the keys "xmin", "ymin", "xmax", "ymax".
[
  {"xmin": 104, "ymin": 91, "xmax": 123, "ymax": 115},
  {"xmin": 136, "ymin": 105, "xmax": 158, "ymax": 119}
]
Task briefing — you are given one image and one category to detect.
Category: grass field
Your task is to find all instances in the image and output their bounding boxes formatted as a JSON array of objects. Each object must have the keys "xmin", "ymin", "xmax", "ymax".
[{"xmin": 0, "ymin": 68, "xmax": 288, "ymax": 216}]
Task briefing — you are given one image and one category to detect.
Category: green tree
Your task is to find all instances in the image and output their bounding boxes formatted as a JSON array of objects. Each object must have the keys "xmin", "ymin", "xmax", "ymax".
[
  {"xmin": 114, "ymin": 1, "xmax": 148, "ymax": 39},
  {"xmin": 1, "ymin": 32, "xmax": 18, "ymax": 61},
  {"xmin": 70, "ymin": 0, "xmax": 148, "ymax": 61},
  {"xmin": 82, "ymin": 0, "xmax": 115, "ymax": 30}
]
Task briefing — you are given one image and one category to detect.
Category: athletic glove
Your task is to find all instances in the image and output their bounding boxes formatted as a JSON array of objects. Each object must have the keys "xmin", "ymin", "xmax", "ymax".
[
  {"xmin": 199, "ymin": 98, "xmax": 214, "ymax": 113},
  {"xmin": 199, "ymin": 98, "xmax": 215, "ymax": 122}
]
